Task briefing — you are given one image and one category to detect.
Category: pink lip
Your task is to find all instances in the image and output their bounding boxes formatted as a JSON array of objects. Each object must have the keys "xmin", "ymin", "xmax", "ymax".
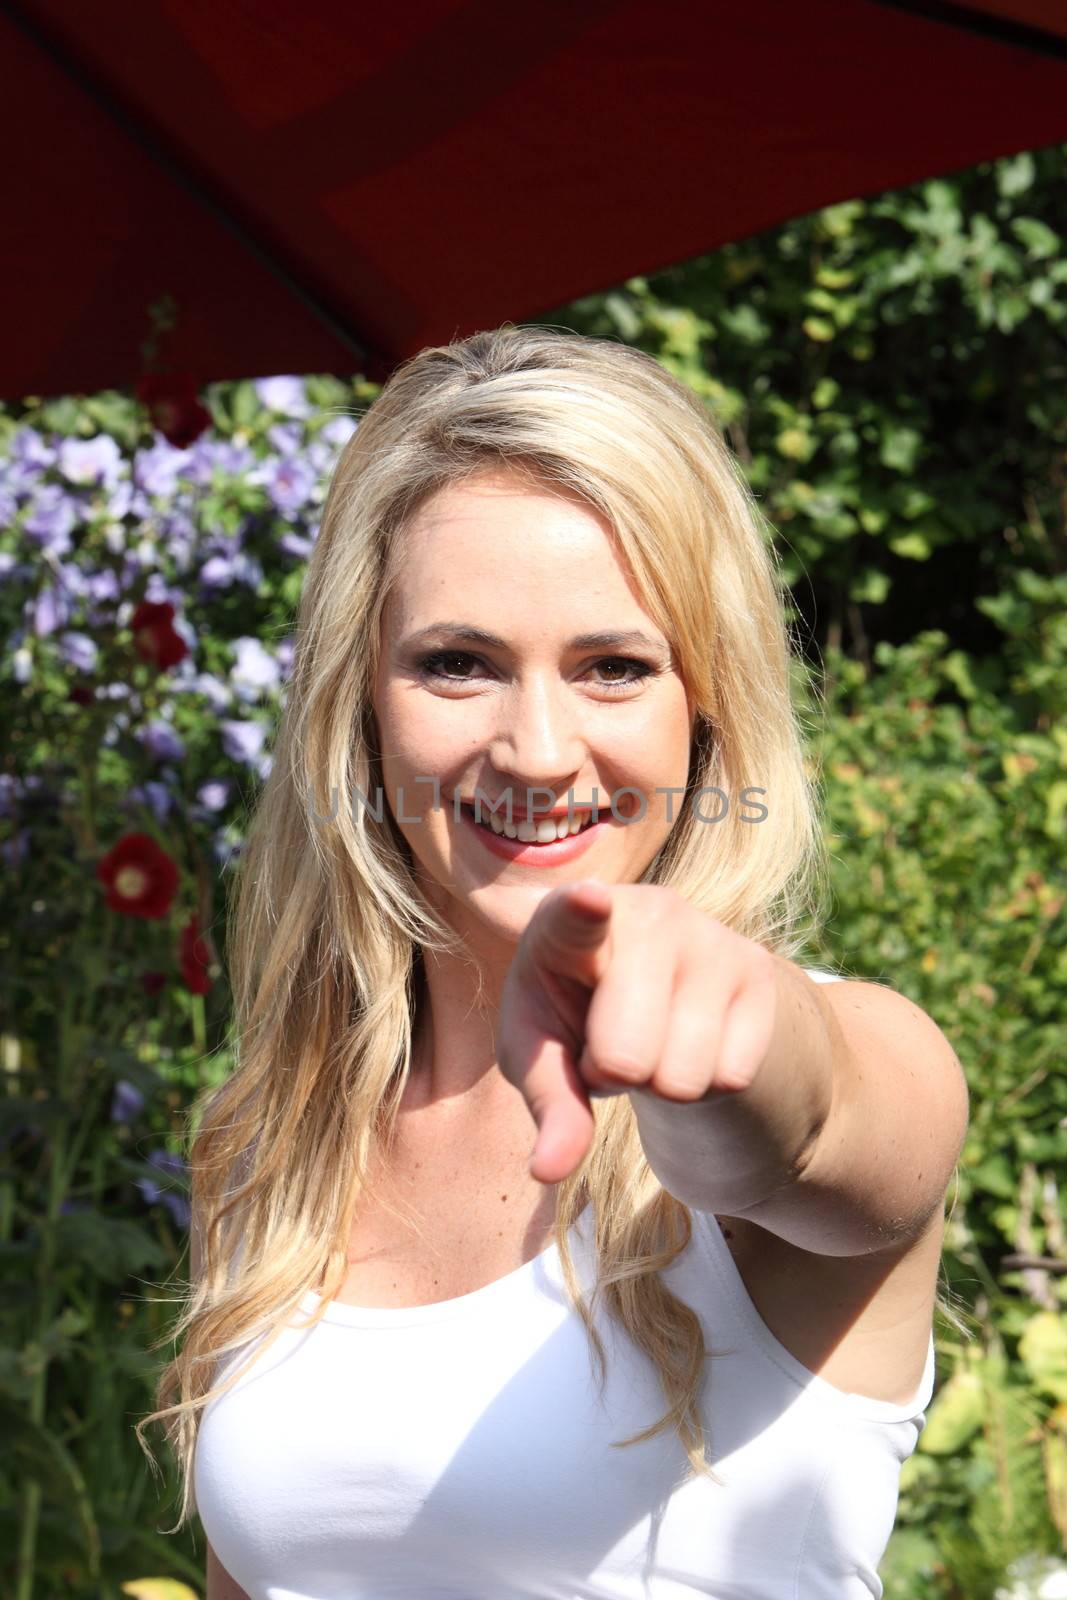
[{"xmin": 458, "ymin": 804, "xmax": 608, "ymax": 866}]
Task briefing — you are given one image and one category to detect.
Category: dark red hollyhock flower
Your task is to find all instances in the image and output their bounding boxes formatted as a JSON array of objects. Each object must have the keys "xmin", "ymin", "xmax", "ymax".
[
  {"xmin": 97, "ymin": 832, "xmax": 180, "ymax": 920},
  {"xmin": 130, "ymin": 599, "xmax": 188, "ymax": 671},
  {"xmin": 135, "ymin": 371, "xmax": 213, "ymax": 449},
  {"xmin": 179, "ymin": 916, "xmax": 213, "ymax": 995},
  {"xmin": 69, "ymin": 682, "xmax": 95, "ymax": 705},
  {"xmin": 140, "ymin": 971, "xmax": 168, "ymax": 995}
]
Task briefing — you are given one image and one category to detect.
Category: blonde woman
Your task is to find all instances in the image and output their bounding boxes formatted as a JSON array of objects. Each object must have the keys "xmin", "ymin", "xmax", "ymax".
[{"xmin": 140, "ymin": 325, "xmax": 969, "ymax": 1600}]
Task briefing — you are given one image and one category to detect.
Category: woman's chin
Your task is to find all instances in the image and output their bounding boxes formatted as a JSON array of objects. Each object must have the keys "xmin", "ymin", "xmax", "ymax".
[{"xmin": 451, "ymin": 880, "xmax": 557, "ymax": 941}]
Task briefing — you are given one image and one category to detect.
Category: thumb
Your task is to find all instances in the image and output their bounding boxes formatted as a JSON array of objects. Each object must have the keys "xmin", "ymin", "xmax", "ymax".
[{"xmin": 523, "ymin": 1033, "xmax": 598, "ymax": 1185}]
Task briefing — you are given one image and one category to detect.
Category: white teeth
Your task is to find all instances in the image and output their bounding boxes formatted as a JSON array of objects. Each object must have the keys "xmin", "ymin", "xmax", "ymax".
[{"xmin": 470, "ymin": 807, "xmax": 592, "ymax": 842}]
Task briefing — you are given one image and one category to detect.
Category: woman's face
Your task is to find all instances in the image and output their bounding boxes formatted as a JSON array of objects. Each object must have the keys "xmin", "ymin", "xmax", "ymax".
[{"xmin": 371, "ymin": 468, "xmax": 694, "ymax": 951}]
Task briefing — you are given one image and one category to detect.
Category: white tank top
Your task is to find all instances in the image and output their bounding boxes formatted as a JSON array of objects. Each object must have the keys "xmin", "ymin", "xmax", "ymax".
[{"xmin": 194, "ymin": 970, "xmax": 936, "ymax": 1599}]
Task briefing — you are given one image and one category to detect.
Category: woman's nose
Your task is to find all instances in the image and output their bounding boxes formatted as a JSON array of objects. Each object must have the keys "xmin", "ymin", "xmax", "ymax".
[{"xmin": 487, "ymin": 676, "xmax": 586, "ymax": 790}]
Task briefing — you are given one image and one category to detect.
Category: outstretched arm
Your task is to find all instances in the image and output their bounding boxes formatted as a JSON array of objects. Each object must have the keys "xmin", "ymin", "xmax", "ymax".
[{"xmin": 498, "ymin": 882, "xmax": 968, "ymax": 1256}]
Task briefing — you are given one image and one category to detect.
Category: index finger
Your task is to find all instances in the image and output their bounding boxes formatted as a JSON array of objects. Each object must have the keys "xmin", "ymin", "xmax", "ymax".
[{"xmin": 531, "ymin": 881, "xmax": 613, "ymax": 986}]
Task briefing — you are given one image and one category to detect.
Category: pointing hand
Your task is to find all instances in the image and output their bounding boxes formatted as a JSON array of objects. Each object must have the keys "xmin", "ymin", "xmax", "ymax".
[{"xmin": 496, "ymin": 880, "xmax": 779, "ymax": 1185}]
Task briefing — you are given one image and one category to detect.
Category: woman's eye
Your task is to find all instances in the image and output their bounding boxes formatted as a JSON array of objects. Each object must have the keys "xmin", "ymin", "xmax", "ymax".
[
  {"xmin": 417, "ymin": 650, "xmax": 482, "ymax": 682},
  {"xmin": 589, "ymin": 657, "xmax": 654, "ymax": 690},
  {"xmin": 416, "ymin": 652, "xmax": 653, "ymax": 693}
]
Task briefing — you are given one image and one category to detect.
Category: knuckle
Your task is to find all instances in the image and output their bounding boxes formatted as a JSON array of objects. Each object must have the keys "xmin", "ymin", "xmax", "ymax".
[
  {"xmin": 651, "ymin": 1068, "xmax": 707, "ymax": 1101},
  {"xmin": 592, "ymin": 1050, "xmax": 651, "ymax": 1083}
]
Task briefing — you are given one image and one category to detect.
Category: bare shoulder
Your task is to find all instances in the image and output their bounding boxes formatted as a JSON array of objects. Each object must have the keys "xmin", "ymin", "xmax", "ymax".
[{"xmin": 716, "ymin": 1202, "xmax": 945, "ymax": 1406}]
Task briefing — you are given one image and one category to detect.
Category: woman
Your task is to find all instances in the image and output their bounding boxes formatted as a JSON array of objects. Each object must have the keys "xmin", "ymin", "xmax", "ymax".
[{"xmin": 140, "ymin": 325, "xmax": 969, "ymax": 1599}]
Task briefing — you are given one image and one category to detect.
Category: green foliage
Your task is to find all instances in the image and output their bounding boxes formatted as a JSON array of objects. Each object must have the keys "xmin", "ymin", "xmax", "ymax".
[
  {"xmin": 538, "ymin": 142, "xmax": 1067, "ymax": 662},
  {"xmin": 544, "ymin": 140, "xmax": 1067, "ymax": 1600}
]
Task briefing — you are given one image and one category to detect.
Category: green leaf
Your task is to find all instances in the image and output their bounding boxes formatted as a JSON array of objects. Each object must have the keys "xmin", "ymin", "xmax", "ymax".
[
  {"xmin": 1011, "ymin": 217, "xmax": 1060, "ymax": 259},
  {"xmin": 852, "ymin": 567, "xmax": 891, "ymax": 605},
  {"xmin": 0, "ymin": 1396, "xmax": 100, "ymax": 1575},
  {"xmin": 880, "ymin": 426, "xmax": 922, "ymax": 473},
  {"xmin": 1044, "ymin": 780, "xmax": 1067, "ymax": 839},
  {"xmin": 997, "ymin": 150, "xmax": 1036, "ymax": 197},
  {"xmin": 776, "ymin": 427, "xmax": 815, "ymax": 462},
  {"xmin": 801, "ymin": 316, "xmax": 834, "ymax": 343},
  {"xmin": 968, "ymin": 1152, "xmax": 1016, "ymax": 1198},
  {"xmin": 230, "ymin": 380, "xmax": 261, "ymax": 429},
  {"xmin": 719, "ymin": 304, "xmax": 770, "ymax": 344},
  {"xmin": 121, "ymin": 1583, "xmax": 201, "ymax": 1600},
  {"xmin": 919, "ymin": 1369, "xmax": 986, "ymax": 1454},
  {"xmin": 54, "ymin": 1211, "xmax": 168, "ymax": 1281},
  {"xmin": 942, "ymin": 651, "xmax": 980, "ymax": 701},
  {"xmin": 1018, "ymin": 1313, "xmax": 1067, "ymax": 1402},
  {"xmin": 888, "ymin": 532, "xmax": 932, "ymax": 561}
]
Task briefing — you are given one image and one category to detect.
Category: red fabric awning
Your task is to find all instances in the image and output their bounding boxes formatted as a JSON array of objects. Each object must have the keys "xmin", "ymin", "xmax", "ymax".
[{"xmin": 2, "ymin": 0, "xmax": 1066, "ymax": 399}]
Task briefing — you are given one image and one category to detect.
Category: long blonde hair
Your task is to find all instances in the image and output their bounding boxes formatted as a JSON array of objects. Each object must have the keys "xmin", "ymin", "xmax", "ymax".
[{"xmin": 137, "ymin": 323, "xmax": 961, "ymax": 1529}]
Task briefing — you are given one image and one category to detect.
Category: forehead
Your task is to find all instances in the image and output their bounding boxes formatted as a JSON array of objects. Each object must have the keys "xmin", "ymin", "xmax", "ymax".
[{"xmin": 387, "ymin": 471, "xmax": 646, "ymax": 612}]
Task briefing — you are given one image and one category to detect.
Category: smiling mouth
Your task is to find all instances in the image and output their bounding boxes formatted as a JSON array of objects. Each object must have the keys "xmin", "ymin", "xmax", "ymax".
[{"xmin": 460, "ymin": 803, "xmax": 597, "ymax": 843}]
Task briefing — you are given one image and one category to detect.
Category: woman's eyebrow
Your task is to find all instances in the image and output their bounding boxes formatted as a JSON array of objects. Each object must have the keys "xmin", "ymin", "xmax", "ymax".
[{"xmin": 402, "ymin": 622, "xmax": 671, "ymax": 657}]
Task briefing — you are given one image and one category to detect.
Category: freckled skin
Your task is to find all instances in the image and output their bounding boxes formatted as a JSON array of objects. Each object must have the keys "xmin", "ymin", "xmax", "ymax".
[
  {"xmin": 368, "ymin": 465, "xmax": 697, "ymax": 1112},
  {"xmin": 371, "ymin": 467, "xmax": 695, "ymax": 1001}
]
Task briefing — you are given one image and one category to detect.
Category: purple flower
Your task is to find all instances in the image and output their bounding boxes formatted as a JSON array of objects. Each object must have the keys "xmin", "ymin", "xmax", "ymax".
[
  {"xmin": 230, "ymin": 637, "xmax": 280, "ymax": 699},
  {"xmin": 199, "ymin": 672, "xmax": 234, "ymax": 711},
  {"xmin": 254, "ymin": 375, "xmax": 311, "ymax": 418},
  {"xmin": 107, "ymin": 479, "xmax": 134, "ymax": 520},
  {"xmin": 196, "ymin": 543, "xmax": 265, "ymax": 592},
  {"xmin": 111, "ymin": 1079, "xmax": 146, "ymax": 1123},
  {"xmin": 232, "ymin": 552, "xmax": 265, "ymax": 589},
  {"xmin": 198, "ymin": 553, "xmax": 237, "ymax": 591},
  {"xmin": 58, "ymin": 435, "xmax": 125, "ymax": 489},
  {"xmin": 278, "ymin": 531, "xmax": 314, "ymax": 561},
  {"xmin": 221, "ymin": 719, "xmax": 268, "ymax": 764},
  {"xmin": 267, "ymin": 422, "xmax": 303, "ymax": 455},
  {"xmin": 257, "ymin": 456, "xmax": 317, "ymax": 518},
  {"xmin": 85, "ymin": 569, "xmax": 121, "ymax": 605},
  {"xmin": 275, "ymin": 638, "xmax": 295, "ymax": 680},
  {"xmin": 134, "ymin": 439, "xmax": 194, "ymax": 499},
  {"xmin": 125, "ymin": 780, "xmax": 174, "ymax": 821},
  {"xmin": 135, "ymin": 1149, "xmax": 190, "ymax": 1228},
  {"xmin": 32, "ymin": 586, "xmax": 69, "ymax": 638},
  {"xmin": 197, "ymin": 778, "xmax": 232, "ymax": 812},
  {"xmin": 213, "ymin": 832, "xmax": 245, "ymax": 868},
  {"xmin": 1, "ymin": 827, "xmax": 30, "ymax": 870},
  {"xmin": 319, "ymin": 415, "xmax": 358, "ymax": 450},
  {"xmin": 10, "ymin": 427, "xmax": 56, "ymax": 471},
  {"xmin": 141, "ymin": 575, "xmax": 188, "ymax": 614},
  {"xmin": 184, "ymin": 437, "xmax": 256, "ymax": 487},
  {"xmin": 23, "ymin": 486, "xmax": 77, "ymax": 555},
  {"xmin": 57, "ymin": 631, "xmax": 99, "ymax": 673},
  {"xmin": 139, "ymin": 721, "xmax": 186, "ymax": 763}
]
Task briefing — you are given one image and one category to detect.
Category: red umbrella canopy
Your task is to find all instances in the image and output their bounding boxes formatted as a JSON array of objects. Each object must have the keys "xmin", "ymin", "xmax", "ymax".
[{"xmin": 3, "ymin": 0, "xmax": 1067, "ymax": 400}]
